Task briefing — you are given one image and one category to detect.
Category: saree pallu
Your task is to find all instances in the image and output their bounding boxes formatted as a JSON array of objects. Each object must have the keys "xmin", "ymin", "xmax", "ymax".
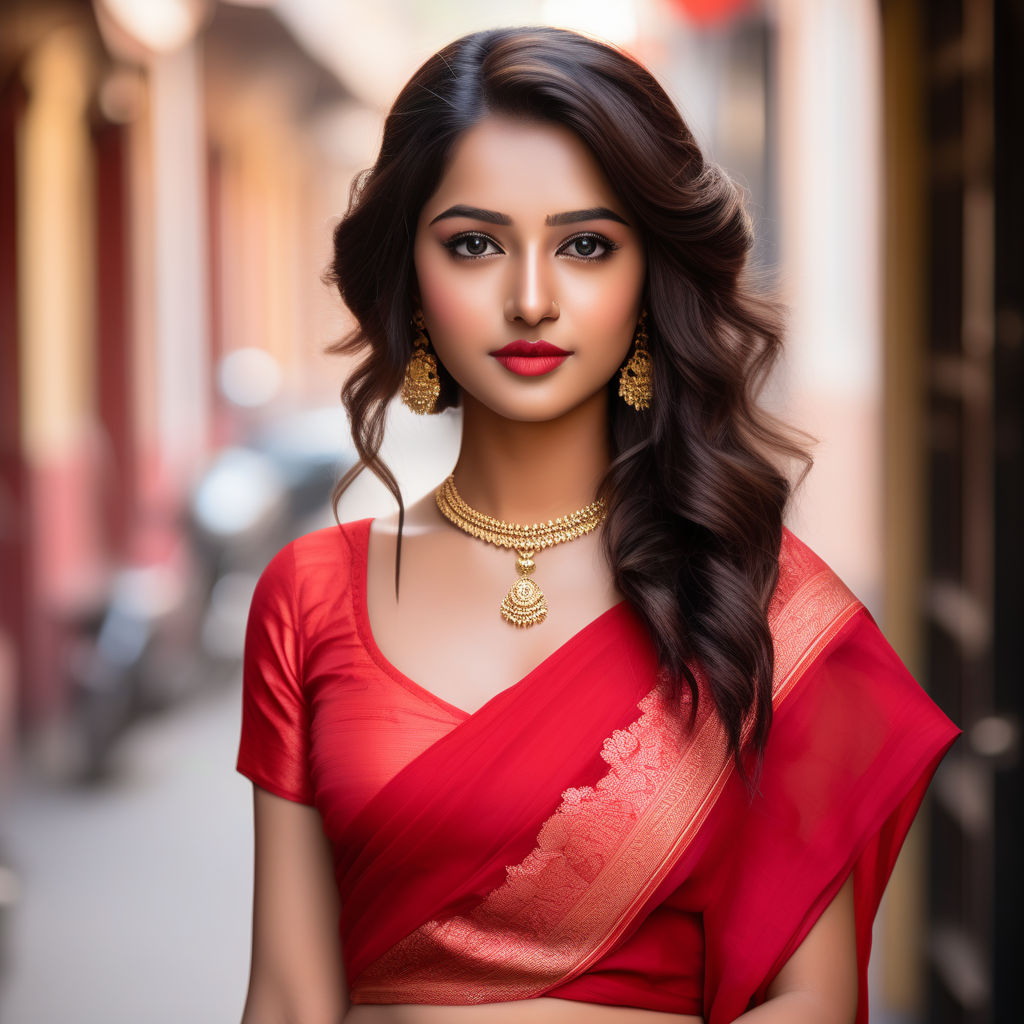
[{"xmin": 237, "ymin": 521, "xmax": 959, "ymax": 1021}]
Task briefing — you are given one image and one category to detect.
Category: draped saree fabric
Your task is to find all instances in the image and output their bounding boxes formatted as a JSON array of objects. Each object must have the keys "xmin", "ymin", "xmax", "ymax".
[{"xmin": 237, "ymin": 520, "xmax": 959, "ymax": 1021}]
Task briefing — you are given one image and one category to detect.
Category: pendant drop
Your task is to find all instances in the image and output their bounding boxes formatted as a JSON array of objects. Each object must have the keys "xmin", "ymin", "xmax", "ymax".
[
  {"xmin": 500, "ymin": 577, "xmax": 547, "ymax": 627},
  {"xmin": 500, "ymin": 549, "xmax": 547, "ymax": 627}
]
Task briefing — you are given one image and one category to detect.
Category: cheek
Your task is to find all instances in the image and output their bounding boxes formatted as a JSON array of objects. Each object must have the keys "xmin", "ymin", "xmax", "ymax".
[
  {"xmin": 563, "ymin": 258, "xmax": 645, "ymax": 334},
  {"xmin": 415, "ymin": 256, "xmax": 493, "ymax": 338}
]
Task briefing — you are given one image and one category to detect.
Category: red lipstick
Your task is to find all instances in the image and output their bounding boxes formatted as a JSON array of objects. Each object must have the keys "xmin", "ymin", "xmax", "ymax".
[{"xmin": 490, "ymin": 339, "xmax": 571, "ymax": 377}]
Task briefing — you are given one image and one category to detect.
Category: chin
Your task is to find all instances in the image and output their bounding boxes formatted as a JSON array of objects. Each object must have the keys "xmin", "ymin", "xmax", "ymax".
[
  {"xmin": 483, "ymin": 391, "xmax": 608, "ymax": 424},
  {"xmin": 452, "ymin": 369, "xmax": 613, "ymax": 423}
]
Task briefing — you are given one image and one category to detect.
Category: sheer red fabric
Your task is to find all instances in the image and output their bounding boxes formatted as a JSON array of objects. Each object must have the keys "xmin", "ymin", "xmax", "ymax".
[{"xmin": 237, "ymin": 519, "xmax": 958, "ymax": 1020}]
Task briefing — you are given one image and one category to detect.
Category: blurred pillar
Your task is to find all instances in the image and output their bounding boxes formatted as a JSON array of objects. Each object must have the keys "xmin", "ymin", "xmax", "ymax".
[
  {"xmin": 0, "ymin": 72, "xmax": 27, "ymax": 745},
  {"xmin": 17, "ymin": 24, "xmax": 104, "ymax": 718},
  {"xmin": 213, "ymin": 101, "xmax": 304, "ymax": 381},
  {"xmin": 880, "ymin": 1, "xmax": 931, "ymax": 1015},
  {"xmin": 93, "ymin": 107, "xmax": 136, "ymax": 549},
  {"xmin": 149, "ymin": 40, "xmax": 210, "ymax": 487},
  {"xmin": 775, "ymin": 0, "xmax": 883, "ymax": 609},
  {"xmin": 882, "ymin": 0, "xmax": 931, "ymax": 973}
]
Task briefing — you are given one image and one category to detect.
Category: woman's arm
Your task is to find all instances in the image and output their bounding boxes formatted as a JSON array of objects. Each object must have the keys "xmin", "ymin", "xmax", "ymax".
[
  {"xmin": 240, "ymin": 786, "xmax": 348, "ymax": 1024},
  {"xmin": 730, "ymin": 875, "xmax": 858, "ymax": 1024}
]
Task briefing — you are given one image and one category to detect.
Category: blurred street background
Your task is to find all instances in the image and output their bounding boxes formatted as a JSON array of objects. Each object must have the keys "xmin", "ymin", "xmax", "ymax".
[{"xmin": 0, "ymin": 0, "xmax": 1020, "ymax": 1021}]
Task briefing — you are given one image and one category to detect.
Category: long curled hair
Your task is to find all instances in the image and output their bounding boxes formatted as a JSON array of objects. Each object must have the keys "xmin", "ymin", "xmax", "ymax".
[{"xmin": 326, "ymin": 27, "xmax": 809, "ymax": 775}]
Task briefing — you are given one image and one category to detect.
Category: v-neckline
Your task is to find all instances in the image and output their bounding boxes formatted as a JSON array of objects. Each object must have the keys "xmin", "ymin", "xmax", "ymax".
[{"xmin": 351, "ymin": 517, "xmax": 629, "ymax": 721}]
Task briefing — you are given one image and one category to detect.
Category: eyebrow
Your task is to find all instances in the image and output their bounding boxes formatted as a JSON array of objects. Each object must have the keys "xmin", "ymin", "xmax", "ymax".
[
  {"xmin": 428, "ymin": 204, "xmax": 630, "ymax": 227},
  {"xmin": 429, "ymin": 205, "xmax": 511, "ymax": 226},
  {"xmin": 546, "ymin": 207, "xmax": 630, "ymax": 227}
]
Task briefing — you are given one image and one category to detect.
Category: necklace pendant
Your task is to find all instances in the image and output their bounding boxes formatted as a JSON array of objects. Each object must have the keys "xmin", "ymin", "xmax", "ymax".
[
  {"xmin": 500, "ymin": 575, "xmax": 548, "ymax": 627},
  {"xmin": 434, "ymin": 477, "xmax": 605, "ymax": 629}
]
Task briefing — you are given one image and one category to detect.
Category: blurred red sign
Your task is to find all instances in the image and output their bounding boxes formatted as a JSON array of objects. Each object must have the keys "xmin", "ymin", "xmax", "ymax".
[{"xmin": 669, "ymin": 0, "xmax": 751, "ymax": 25}]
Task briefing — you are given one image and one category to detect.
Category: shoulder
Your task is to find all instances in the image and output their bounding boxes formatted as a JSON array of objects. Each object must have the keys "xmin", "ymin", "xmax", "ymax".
[
  {"xmin": 771, "ymin": 531, "xmax": 958, "ymax": 745},
  {"xmin": 775, "ymin": 528, "xmax": 855, "ymax": 602},
  {"xmin": 769, "ymin": 528, "xmax": 862, "ymax": 647},
  {"xmin": 254, "ymin": 520, "xmax": 373, "ymax": 604},
  {"xmin": 246, "ymin": 520, "xmax": 374, "ymax": 664},
  {"xmin": 292, "ymin": 518, "xmax": 372, "ymax": 567}
]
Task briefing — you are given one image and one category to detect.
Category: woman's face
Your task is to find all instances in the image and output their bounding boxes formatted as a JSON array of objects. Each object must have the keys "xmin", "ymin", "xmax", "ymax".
[{"xmin": 413, "ymin": 114, "xmax": 646, "ymax": 423}]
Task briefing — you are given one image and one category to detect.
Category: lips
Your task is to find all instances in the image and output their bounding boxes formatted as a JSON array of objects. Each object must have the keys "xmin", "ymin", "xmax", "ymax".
[
  {"xmin": 491, "ymin": 339, "xmax": 570, "ymax": 357},
  {"xmin": 490, "ymin": 339, "xmax": 571, "ymax": 377}
]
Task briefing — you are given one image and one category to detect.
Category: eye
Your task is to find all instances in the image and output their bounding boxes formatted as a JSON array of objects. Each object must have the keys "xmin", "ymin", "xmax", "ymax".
[
  {"xmin": 443, "ymin": 232, "xmax": 503, "ymax": 259},
  {"xmin": 557, "ymin": 232, "xmax": 618, "ymax": 261}
]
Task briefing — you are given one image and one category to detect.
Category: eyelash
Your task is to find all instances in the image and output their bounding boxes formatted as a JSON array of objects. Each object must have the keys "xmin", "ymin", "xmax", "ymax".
[
  {"xmin": 442, "ymin": 232, "xmax": 503, "ymax": 259},
  {"xmin": 441, "ymin": 231, "xmax": 620, "ymax": 262},
  {"xmin": 559, "ymin": 232, "xmax": 620, "ymax": 262}
]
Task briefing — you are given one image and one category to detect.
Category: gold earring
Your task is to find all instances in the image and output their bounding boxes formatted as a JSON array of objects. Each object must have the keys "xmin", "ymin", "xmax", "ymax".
[
  {"xmin": 618, "ymin": 310, "xmax": 653, "ymax": 411},
  {"xmin": 401, "ymin": 312, "xmax": 440, "ymax": 415}
]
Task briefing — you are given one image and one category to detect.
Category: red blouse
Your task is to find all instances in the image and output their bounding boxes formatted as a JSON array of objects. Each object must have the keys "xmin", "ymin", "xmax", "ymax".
[{"xmin": 238, "ymin": 520, "xmax": 705, "ymax": 1011}]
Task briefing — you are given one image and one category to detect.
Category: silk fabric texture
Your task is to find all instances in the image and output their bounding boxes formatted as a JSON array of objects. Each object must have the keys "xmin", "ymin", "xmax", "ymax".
[{"xmin": 237, "ymin": 520, "xmax": 958, "ymax": 1021}]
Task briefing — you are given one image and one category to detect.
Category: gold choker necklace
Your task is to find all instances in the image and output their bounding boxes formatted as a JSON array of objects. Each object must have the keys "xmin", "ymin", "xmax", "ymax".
[{"xmin": 435, "ymin": 474, "xmax": 606, "ymax": 628}]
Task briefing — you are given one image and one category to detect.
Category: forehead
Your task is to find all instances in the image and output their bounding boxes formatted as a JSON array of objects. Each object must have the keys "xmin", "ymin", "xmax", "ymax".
[{"xmin": 423, "ymin": 114, "xmax": 622, "ymax": 216}]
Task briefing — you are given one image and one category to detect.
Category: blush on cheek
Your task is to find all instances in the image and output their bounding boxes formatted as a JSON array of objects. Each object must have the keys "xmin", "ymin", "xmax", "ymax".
[
  {"xmin": 414, "ymin": 259, "xmax": 458, "ymax": 321},
  {"xmin": 420, "ymin": 273, "xmax": 492, "ymax": 335},
  {"xmin": 423, "ymin": 285, "xmax": 465, "ymax": 327},
  {"xmin": 570, "ymin": 261, "xmax": 644, "ymax": 316},
  {"xmin": 596, "ymin": 277, "xmax": 645, "ymax": 315}
]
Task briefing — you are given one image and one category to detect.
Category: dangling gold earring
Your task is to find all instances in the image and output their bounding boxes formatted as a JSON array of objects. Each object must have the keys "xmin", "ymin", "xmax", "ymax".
[
  {"xmin": 618, "ymin": 309, "xmax": 653, "ymax": 410},
  {"xmin": 401, "ymin": 311, "xmax": 440, "ymax": 415}
]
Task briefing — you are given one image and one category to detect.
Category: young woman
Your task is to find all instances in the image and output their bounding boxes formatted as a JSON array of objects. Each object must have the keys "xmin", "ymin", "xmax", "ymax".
[{"xmin": 237, "ymin": 27, "xmax": 958, "ymax": 1024}]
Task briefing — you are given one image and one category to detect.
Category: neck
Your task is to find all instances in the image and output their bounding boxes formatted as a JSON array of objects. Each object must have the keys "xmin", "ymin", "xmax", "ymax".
[{"xmin": 450, "ymin": 389, "xmax": 611, "ymax": 523}]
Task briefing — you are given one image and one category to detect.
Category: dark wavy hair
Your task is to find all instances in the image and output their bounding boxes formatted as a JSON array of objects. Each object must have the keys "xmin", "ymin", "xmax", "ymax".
[{"xmin": 326, "ymin": 26, "xmax": 809, "ymax": 776}]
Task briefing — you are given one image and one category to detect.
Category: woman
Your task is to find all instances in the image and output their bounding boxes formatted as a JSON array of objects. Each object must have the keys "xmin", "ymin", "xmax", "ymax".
[{"xmin": 237, "ymin": 26, "xmax": 958, "ymax": 1024}]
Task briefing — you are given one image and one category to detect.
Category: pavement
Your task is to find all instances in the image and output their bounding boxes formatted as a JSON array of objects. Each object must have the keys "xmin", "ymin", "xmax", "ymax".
[{"xmin": 1, "ymin": 678, "xmax": 253, "ymax": 1024}]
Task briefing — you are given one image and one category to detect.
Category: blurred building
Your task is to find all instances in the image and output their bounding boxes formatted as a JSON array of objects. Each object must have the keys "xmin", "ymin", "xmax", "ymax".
[
  {"xmin": 0, "ymin": 0, "xmax": 1019, "ymax": 1022},
  {"xmin": 0, "ymin": 0, "xmax": 358, "ymax": 748}
]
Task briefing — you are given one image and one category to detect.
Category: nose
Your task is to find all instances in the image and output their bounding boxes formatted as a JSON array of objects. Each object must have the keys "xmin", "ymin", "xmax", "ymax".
[{"xmin": 503, "ymin": 248, "xmax": 559, "ymax": 326}]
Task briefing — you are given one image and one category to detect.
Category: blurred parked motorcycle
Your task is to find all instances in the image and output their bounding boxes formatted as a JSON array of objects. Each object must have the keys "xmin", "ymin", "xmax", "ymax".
[{"xmin": 62, "ymin": 404, "xmax": 354, "ymax": 782}]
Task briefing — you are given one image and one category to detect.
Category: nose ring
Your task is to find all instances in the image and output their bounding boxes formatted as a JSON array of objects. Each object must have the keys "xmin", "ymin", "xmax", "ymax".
[{"xmin": 504, "ymin": 297, "xmax": 560, "ymax": 320}]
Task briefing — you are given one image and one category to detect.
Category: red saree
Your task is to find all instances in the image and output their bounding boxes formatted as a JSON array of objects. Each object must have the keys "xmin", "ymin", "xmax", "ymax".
[{"xmin": 237, "ymin": 519, "xmax": 958, "ymax": 1021}]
